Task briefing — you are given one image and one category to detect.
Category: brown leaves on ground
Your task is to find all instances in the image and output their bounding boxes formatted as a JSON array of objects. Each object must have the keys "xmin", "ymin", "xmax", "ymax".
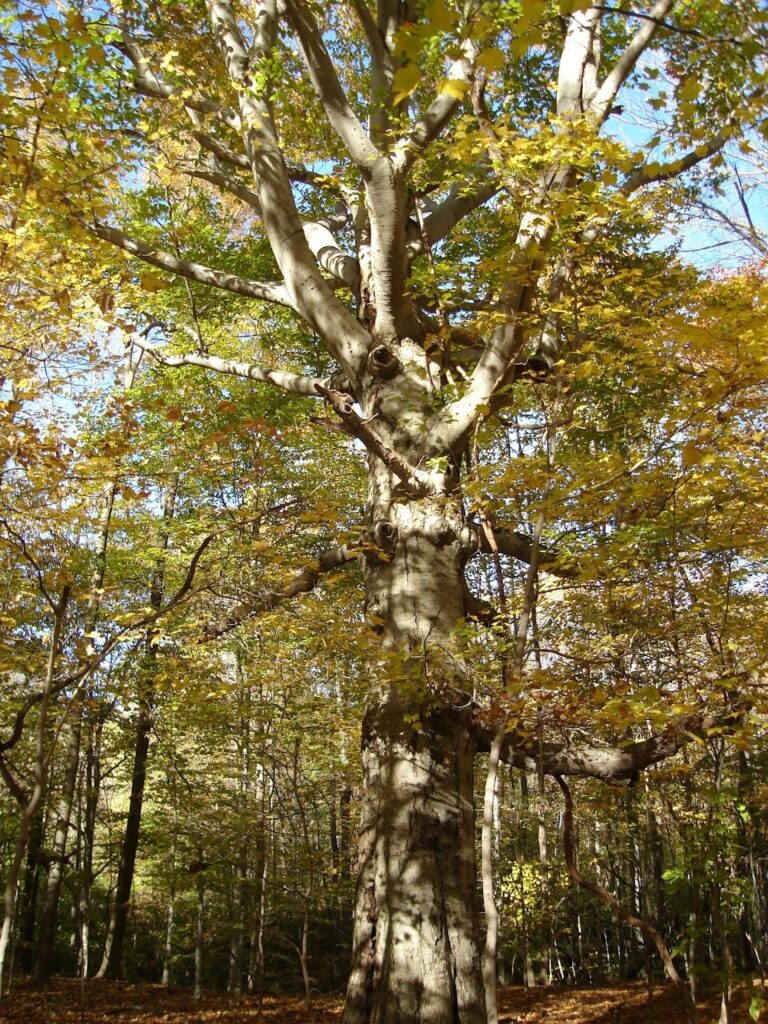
[{"xmin": 0, "ymin": 979, "xmax": 763, "ymax": 1024}]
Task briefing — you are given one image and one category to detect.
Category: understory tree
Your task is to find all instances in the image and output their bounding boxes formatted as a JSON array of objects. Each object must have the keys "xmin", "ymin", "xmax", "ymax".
[{"xmin": 2, "ymin": 1, "xmax": 768, "ymax": 1022}]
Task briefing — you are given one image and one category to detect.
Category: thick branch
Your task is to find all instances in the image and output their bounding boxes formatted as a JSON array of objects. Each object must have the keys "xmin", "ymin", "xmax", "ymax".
[
  {"xmin": 202, "ymin": 543, "xmax": 356, "ymax": 639},
  {"xmin": 79, "ymin": 218, "xmax": 293, "ymax": 308},
  {"xmin": 285, "ymin": 0, "xmax": 380, "ymax": 168},
  {"xmin": 478, "ymin": 524, "xmax": 577, "ymax": 579},
  {"xmin": 408, "ymin": 182, "xmax": 499, "ymax": 255},
  {"xmin": 185, "ymin": 166, "xmax": 262, "ymax": 211},
  {"xmin": 207, "ymin": 0, "xmax": 371, "ymax": 380},
  {"xmin": 393, "ymin": 46, "xmax": 475, "ymax": 171},
  {"xmin": 132, "ymin": 339, "xmax": 334, "ymax": 396},
  {"xmin": 301, "ymin": 220, "xmax": 361, "ymax": 288},
  {"xmin": 181, "ymin": 171, "xmax": 359, "ymax": 286},
  {"xmin": 590, "ymin": 0, "xmax": 675, "ymax": 121},
  {"xmin": 483, "ymin": 709, "xmax": 745, "ymax": 785}
]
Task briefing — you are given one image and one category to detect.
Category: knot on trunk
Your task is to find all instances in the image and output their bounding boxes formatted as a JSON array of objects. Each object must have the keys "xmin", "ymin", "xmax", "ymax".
[
  {"xmin": 424, "ymin": 516, "xmax": 457, "ymax": 546},
  {"xmin": 371, "ymin": 520, "xmax": 398, "ymax": 551},
  {"xmin": 459, "ymin": 524, "xmax": 480, "ymax": 555},
  {"xmin": 367, "ymin": 344, "xmax": 400, "ymax": 380},
  {"xmin": 361, "ymin": 521, "xmax": 399, "ymax": 564}
]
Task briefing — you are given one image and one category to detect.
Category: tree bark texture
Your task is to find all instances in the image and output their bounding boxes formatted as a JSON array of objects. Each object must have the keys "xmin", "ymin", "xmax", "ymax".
[
  {"xmin": 342, "ymin": 486, "xmax": 485, "ymax": 1024},
  {"xmin": 343, "ymin": 698, "xmax": 484, "ymax": 1024}
]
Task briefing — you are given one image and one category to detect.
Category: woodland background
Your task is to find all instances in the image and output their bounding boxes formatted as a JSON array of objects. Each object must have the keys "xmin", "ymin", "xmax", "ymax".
[{"xmin": 1, "ymin": 0, "xmax": 768, "ymax": 1021}]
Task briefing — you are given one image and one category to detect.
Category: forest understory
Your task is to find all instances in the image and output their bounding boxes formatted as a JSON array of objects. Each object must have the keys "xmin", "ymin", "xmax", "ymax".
[{"xmin": 2, "ymin": 979, "xmax": 766, "ymax": 1024}]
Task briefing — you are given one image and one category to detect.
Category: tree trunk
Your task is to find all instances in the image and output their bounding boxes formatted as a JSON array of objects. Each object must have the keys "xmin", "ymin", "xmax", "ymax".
[
  {"xmin": 194, "ymin": 864, "xmax": 205, "ymax": 1002},
  {"xmin": 35, "ymin": 480, "xmax": 117, "ymax": 985},
  {"xmin": 16, "ymin": 807, "xmax": 44, "ymax": 973},
  {"xmin": 337, "ymin": 347, "xmax": 489, "ymax": 1024},
  {"xmin": 0, "ymin": 587, "xmax": 69, "ymax": 994},
  {"xmin": 77, "ymin": 706, "xmax": 105, "ymax": 978},
  {"xmin": 97, "ymin": 472, "xmax": 177, "ymax": 979},
  {"xmin": 32, "ymin": 719, "xmax": 81, "ymax": 984},
  {"xmin": 97, "ymin": 702, "xmax": 151, "ymax": 979},
  {"xmin": 343, "ymin": 697, "xmax": 484, "ymax": 1024}
]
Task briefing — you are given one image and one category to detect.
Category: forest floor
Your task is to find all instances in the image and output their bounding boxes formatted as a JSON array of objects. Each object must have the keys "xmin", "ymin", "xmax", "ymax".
[{"xmin": 0, "ymin": 978, "xmax": 764, "ymax": 1024}]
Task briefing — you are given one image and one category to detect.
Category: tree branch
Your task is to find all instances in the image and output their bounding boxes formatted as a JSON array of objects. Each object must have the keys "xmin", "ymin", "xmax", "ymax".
[
  {"xmin": 131, "ymin": 338, "xmax": 337, "ymax": 397},
  {"xmin": 185, "ymin": 166, "xmax": 262, "ymax": 212},
  {"xmin": 315, "ymin": 385, "xmax": 449, "ymax": 496},
  {"xmin": 479, "ymin": 707, "xmax": 747, "ymax": 785},
  {"xmin": 116, "ymin": 33, "xmax": 241, "ymax": 131},
  {"xmin": 393, "ymin": 44, "xmax": 476, "ymax": 171},
  {"xmin": 78, "ymin": 217, "xmax": 293, "ymax": 308},
  {"xmin": 621, "ymin": 86, "xmax": 767, "ymax": 194},
  {"xmin": 408, "ymin": 181, "xmax": 499, "ymax": 254},
  {"xmin": 285, "ymin": 0, "xmax": 380, "ymax": 169},
  {"xmin": 590, "ymin": 0, "xmax": 675, "ymax": 122},
  {"xmin": 477, "ymin": 524, "xmax": 578, "ymax": 578},
  {"xmin": 202, "ymin": 543, "xmax": 357, "ymax": 639},
  {"xmin": 207, "ymin": 0, "xmax": 372, "ymax": 381}
]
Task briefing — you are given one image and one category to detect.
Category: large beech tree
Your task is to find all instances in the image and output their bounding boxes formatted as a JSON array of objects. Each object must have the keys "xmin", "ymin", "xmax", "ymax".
[{"xmin": 2, "ymin": 0, "xmax": 767, "ymax": 1020}]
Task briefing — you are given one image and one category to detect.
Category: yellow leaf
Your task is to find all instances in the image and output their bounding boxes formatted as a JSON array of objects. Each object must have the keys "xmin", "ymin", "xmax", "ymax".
[
  {"xmin": 392, "ymin": 64, "xmax": 421, "ymax": 104},
  {"xmin": 425, "ymin": 0, "xmax": 458, "ymax": 33},
  {"xmin": 476, "ymin": 47, "xmax": 505, "ymax": 72},
  {"xmin": 681, "ymin": 442, "xmax": 704, "ymax": 467},
  {"xmin": 139, "ymin": 272, "xmax": 170, "ymax": 293},
  {"xmin": 439, "ymin": 77, "xmax": 468, "ymax": 101},
  {"xmin": 678, "ymin": 77, "xmax": 701, "ymax": 103}
]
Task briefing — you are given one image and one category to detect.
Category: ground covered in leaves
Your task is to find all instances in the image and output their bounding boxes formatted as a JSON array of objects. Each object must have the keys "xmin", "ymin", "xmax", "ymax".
[{"xmin": 0, "ymin": 979, "xmax": 762, "ymax": 1023}]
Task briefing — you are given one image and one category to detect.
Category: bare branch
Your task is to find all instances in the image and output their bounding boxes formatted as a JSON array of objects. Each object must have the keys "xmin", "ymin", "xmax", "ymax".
[
  {"xmin": 78, "ymin": 217, "xmax": 294, "ymax": 308},
  {"xmin": 185, "ymin": 166, "xmax": 262, "ymax": 212},
  {"xmin": 621, "ymin": 86, "xmax": 767, "ymax": 194},
  {"xmin": 408, "ymin": 182, "xmax": 499, "ymax": 255},
  {"xmin": 393, "ymin": 45, "xmax": 476, "ymax": 171},
  {"xmin": 285, "ymin": 0, "xmax": 380, "ymax": 168},
  {"xmin": 192, "ymin": 130, "xmax": 251, "ymax": 169},
  {"xmin": 202, "ymin": 543, "xmax": 357, "ymax": 639},
  {"xmin": 132, "ymin": 337, "xmax": 337, "ymax": 397}
]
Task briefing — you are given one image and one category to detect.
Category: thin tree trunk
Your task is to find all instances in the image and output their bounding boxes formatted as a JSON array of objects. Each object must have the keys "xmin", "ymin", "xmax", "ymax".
[
  {"xmin": 248, "ymin": 777, "xmax": 270, "ymax": 997},
  {"xmin": 34, "ymin": 484, "xmax": 117, "ymax": 985},
  {"xmin": 161, "ymin": 781, "xmax": 177, "ymax": 987},
  {"xmin": 16, "ymin": 807, "xmax": 44, "ymax": 973},
  {"xmin": 78, "ymin": 707, "xmax": 104, "ymax": 979},
  {"xmin": 194, "ymin": 864, "xmax": 204, "ymax": 1003},
  {"xmin": 555, "ymin": 775, "xmax": 698, "ymax": 1023},
  {"xmin": 0, "ymin": 587, "xmax": 69, "ymax": 995},
  {"xmin": 97, "ymin": 472, "xmax": 178, "ymax": 979}
]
